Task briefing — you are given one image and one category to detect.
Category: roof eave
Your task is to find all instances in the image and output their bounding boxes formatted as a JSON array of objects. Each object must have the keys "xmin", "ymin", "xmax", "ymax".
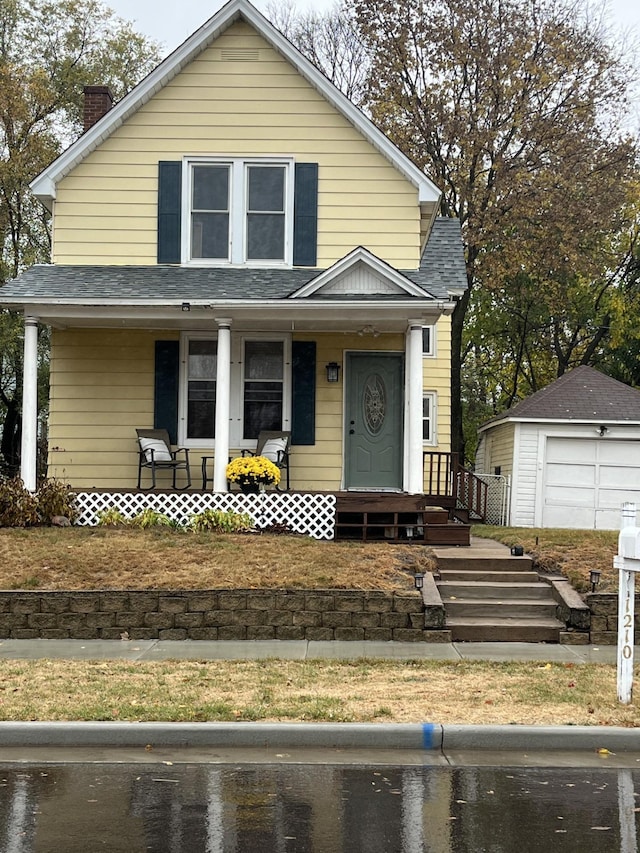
[{"xmin": 478, "ymin": 415, "xmax": 640, "ymax": 433}]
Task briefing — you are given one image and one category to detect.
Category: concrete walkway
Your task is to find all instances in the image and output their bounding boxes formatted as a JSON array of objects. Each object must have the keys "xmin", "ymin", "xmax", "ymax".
[{"xmin": 0, "ymin": 637, "xmax": 625, "ymax": 663}]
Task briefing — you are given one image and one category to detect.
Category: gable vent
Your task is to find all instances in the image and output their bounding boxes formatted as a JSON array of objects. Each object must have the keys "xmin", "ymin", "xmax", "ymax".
[{"xmin": 220, "ymin": 48, "xmax": 260, "ymax": 62}]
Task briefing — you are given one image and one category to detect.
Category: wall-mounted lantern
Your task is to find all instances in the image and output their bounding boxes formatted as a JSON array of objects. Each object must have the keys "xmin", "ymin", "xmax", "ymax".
[{"xmin": 325, "ymin": 362, "xmax": 341, "ymax": 383}]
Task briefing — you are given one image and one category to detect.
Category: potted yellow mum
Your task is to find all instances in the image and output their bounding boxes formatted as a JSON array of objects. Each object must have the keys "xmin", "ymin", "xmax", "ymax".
[{"xmin": 226, "ymin": 455, "xmax": 281, "ymax": 493}]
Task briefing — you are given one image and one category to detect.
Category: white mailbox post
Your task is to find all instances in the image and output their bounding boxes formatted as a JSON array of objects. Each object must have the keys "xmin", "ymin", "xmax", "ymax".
[{"xmin": 615, "ymin": 503, "xmax": 640, "ymax": 704}]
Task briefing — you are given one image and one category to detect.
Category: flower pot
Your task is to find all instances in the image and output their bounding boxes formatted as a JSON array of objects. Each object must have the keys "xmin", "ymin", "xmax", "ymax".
[{"xmin": 239, "ymin": 482, "xmax": 260, "ymax": 494}]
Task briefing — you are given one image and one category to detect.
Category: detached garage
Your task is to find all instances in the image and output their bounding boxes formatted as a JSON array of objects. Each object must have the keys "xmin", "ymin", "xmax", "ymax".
[{"xmin": 474, "ymin": 366, "xmax": 640, "ymax": 530}]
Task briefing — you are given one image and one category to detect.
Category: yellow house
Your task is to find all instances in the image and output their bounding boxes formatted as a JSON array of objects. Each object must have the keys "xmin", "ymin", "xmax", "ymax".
[{"xmin": 2, "ymin": 0, "xmax": 468, "ymax": 539}]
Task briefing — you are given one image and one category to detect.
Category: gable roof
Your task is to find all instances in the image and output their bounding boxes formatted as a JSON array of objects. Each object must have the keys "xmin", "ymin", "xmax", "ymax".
[
  {"xmin": 30, "ymin": 0, "xmax": 441, "ymax": 210},
  {"xmin": 290, "ymin": 247, "xmax": 431, "ymax": 299},
  {"xmin": 480, "ymin": 365, "xmax": 640, "ymax": 431}
]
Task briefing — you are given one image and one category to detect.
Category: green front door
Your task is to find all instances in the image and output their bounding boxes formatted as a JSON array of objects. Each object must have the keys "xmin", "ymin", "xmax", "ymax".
[{"xmin": 344, "ymin": 352, "xmax": 404, "ymax": 490}]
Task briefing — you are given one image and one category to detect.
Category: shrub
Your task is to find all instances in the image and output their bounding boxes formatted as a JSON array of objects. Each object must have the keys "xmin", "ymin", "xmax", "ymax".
[
  {"xmin": 36, "ymin": 478, "xmax": 78, "ymax": 524},
  {"xmin": 0, "ymin": 477, "xmax": 39, "ymax": 527},
  {"xmin": 187, "ymin": 508, "xmax": 254, "ymax": 533},
  {"xmin": 96, "ymin": 508, "xmax": 128, "ymax": 527},
  {"xmin": 130, "ymin": 508, "xmax": 177, "ymax": 529}
]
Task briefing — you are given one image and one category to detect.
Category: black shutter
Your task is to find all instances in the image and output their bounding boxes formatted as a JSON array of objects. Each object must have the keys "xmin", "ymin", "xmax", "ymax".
[
  {"xmin": 291, "ymin": 341, "xmax": 316, "ymax": 445},
  {"xmin": 154, "ymin": 340, "xmax": 180, "ymax": 444},
  {"xmin": 157, "ymin": 161, "xmax": 182, "ymax": 264},
  {"xmin": 293, "ymin": 163, "xmax": 318, "ymax": 267}
]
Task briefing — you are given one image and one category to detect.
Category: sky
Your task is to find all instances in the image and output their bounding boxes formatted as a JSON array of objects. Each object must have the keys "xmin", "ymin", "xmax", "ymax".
[{"xmin": 105, "ymin": 0, "xmax": 640, "ymax": 56}]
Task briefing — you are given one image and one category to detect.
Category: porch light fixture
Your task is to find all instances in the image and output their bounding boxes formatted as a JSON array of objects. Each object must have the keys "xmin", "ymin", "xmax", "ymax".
[
  {"xmin": 357, "ymin": 324, "xmax": 380, "ymax": 338},
  {"xmin": 598, "ymin": 425, "xmax": 608, "ymax": 437},
  {"xmin": 325, "ymin": 362, "xmax": 341, "ymax": 383},
  {"xmin": 413, "ymin": 572, "xmax": 425, "ymax": 591},
  {"xmin": 181, "ymin": 302, "xmax": 191, "ymax": 312},
  {"xmin": 590, "ymin": 569, "xmax": 601, "ymax": 593}
]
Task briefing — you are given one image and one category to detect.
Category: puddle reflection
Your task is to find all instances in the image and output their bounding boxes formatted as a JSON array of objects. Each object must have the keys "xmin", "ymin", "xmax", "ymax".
[{"xmin": 0, "ymin": 762, "xmax": 637, "ymax": 852}]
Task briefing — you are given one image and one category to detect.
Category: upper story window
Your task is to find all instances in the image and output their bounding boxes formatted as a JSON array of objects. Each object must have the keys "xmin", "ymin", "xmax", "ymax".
[
  {"xmin": 185, "ymin": 158, "xmax": 291, "ymax": 265},
  {"xmin": 158, "ymin": 160, "xmax": 317, "ymax": 267}
]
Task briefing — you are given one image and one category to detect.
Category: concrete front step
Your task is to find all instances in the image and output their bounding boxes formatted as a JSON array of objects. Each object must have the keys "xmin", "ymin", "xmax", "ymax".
[
  {"xmin": 436, "ymin": 556, "xmax": 533, "ymax": 573},
  {"xmin": 447, "ymin": 617, "xmax": 563, "ymax": 643},
  {"xmin": 445, "ymin": 599, "xmax": 558, "ymax": 619},
  {"xmin": 437, "ymin": 570, "xmax": 541, "ymax": 584},
  {"xmin": 437, "ymin": 580, "xmax": 553, "ymax": 600}
]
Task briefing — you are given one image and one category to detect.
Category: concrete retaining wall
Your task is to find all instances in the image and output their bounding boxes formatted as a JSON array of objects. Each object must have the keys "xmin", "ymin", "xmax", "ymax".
[
  {"xmin": 0, "ymin": 589, "xmax": 448, "ymax": 642},
  {"xmin": 588, "ymin": 592, "xmax": 640, "ymax": 645}
]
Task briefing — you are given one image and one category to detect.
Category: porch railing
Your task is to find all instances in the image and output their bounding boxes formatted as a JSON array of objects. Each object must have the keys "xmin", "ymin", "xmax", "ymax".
[
  {"xmin": 455, "ymin": 468, "xmax": 489, "ymax": 522},
  {"xmin": 423, "ymin": 451, "xmax": 489, "ymax": 523}
]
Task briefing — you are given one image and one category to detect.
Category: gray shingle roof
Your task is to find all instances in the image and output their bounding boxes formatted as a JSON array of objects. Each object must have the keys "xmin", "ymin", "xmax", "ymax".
[
  {"xmin": 486, "ymin": 365, "xmax": 640, "ymax": 424},
  {"xmin": 419, "ymin": 218, "xmax": 467, "ymax": 294},
  {"xmin": 0, "ymin": 218, "xmax": 466, "ymax": 304}
]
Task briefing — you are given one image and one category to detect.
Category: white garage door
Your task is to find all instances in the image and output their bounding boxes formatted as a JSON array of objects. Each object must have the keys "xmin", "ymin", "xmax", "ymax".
[{"xmin": 542, "ymin": 437, "xmax": 640, "ymax": 529}]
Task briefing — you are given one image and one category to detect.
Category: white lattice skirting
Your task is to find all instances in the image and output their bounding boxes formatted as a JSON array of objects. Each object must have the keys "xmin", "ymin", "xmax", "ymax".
[{"xmin": 75, "ymin": 492, "xmax": 337, "ymax": 540}]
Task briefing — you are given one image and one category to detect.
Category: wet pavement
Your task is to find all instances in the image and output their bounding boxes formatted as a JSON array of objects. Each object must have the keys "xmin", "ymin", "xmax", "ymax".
[{"xmin": 0, "ymin": 756, "xmax": 638, "ymax": 852}]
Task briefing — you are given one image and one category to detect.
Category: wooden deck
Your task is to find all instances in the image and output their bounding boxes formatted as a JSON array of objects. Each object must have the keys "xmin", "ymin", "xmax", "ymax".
[{"xmin": 334, "ymin": 492, "xmax": 470, "ymax": 546}]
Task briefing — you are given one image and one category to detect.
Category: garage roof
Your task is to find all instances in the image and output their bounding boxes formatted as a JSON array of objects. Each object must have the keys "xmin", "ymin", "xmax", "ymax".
[{"xmin": 481, "ymin": 365, "xmax": 640, "ymax": 428}]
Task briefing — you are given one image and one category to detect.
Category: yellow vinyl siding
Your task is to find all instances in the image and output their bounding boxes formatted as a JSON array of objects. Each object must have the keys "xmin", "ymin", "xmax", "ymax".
[
  {"xmin": 291, "ymin": 332, "xmax": 407, "ymax": 491},
  {"xmin": 52, "ymin": 21, "xmax": 428, "ymax": 268},
  {"xmin": 51, "ymin": 327, "xmax": 453, "ymax": 491},
  {"xmin": 48, "ymin": 329, "xmax": 161, "ymax": 489},
  {"xmin": 484, "ymin": 423, "xmax": 515, "ymax": 478},
  {"xmin": 423, "ymin": 317, "xmax": 452, "ymax": 453}
]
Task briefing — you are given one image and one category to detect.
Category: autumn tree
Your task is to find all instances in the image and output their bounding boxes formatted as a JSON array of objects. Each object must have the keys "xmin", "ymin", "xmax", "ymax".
[
  {"xmin": 349, "ymin": 0, "xmax": 639, "ymax": 458},
  {"xmin": 267, "ymin": 0, "xmax": 369, "ymax": 103},
  {"xmin": 0, "ymin": 0, "xmax": 160, "ymax": 473},
  {"xmin": 275, "ymin": 0, "xmax": 635, "ymax": 458}
]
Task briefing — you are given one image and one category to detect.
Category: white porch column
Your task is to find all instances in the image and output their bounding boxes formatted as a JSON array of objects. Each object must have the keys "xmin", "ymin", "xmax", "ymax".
[
  {"xmin": 213, "ymin": 319, "xmax": 232, "ymax": 491},
  {"xmin": 406, "ymin": 320, "xmax": 424, "ymax": 494},
  {"xmin": 20, "ymin": 316, "xmax": 39, "ymax": 491}
]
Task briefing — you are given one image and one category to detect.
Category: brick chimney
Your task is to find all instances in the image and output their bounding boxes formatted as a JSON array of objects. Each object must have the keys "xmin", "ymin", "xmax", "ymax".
[{"xmin": 83, "ymin": 86, "xmax": 114, "ymax": 132}]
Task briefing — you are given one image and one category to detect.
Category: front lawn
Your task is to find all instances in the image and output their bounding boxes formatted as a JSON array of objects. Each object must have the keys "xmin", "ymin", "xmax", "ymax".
[
  {"xmin": 0, "ymin": 527, "xmax": 433, "ymax": 591},
  {"xmin": 0, "ymin": 525, "xmax": 620, "ymax": 593},
  {"xmin": 474, "ymin": 526, "xmax": 619, "ymax": 593}
]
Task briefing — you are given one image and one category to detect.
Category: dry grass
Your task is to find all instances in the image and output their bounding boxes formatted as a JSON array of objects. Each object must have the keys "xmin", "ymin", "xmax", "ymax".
[
  {"xmin": 0, "ymin": 526, "xmax": 632, "ymax": 727},
  {"xmin": 0, "ymin": 528, "xmax": 434, "ymax": 591},
  {"xmin": 0, "ymin": 658, "xmax": 636, "ymax": 726},
  {"xmin": 0, "ymin": 525, "xmax": 617, "ymax": 594},
  {"xmin": 473, "ymin": 526, "xmax": 618, "ymax": 593}
]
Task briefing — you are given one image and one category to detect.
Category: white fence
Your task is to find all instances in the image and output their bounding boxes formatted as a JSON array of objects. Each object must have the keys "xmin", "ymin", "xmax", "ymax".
[
  {"xmin": 75, "ymin": 491, "xmax": 337, "ymax": 540},
  {"xmin": 477, "ymin": 474, "xmax": 511, "ymax": 526}
]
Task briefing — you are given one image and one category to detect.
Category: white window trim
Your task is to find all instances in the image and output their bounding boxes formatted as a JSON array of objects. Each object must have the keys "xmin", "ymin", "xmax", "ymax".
[
  {"xmin": 182, "ymin": 156, "xmax": 294, "ymax": 267},
  {"xmin": 422, "ymin": 391, "xmax": 437, "ymax": 446},
  {"xmin": 422, "ymin": 324, "xmax": 436, "ymax": 358},
  {"xmin": 178, "ymin": 332, "xmax": 218, "ymax": 448},
  {"xmin": 233, "ymin": 334, "xmax": 292, "ymax": 448},
  {"xmin": 178, "ymin": 332, "xmax": 292, "ymax": 448}
]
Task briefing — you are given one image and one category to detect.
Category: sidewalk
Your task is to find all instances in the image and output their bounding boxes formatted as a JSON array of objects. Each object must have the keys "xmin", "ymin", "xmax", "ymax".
[{"xmin": 0, "ymin": 637, "xmax": 625, "ymax": 663}]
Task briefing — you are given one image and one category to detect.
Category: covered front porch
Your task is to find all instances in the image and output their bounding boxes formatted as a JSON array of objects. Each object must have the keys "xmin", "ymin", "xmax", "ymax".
[{"xmin": 9, "ymin": 247, "xmax": 462, "ymax": 503}]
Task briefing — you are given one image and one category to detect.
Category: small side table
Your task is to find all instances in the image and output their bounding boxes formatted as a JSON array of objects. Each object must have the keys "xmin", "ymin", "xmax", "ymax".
[
  {"xmin": 201, "ymin": 456, "xmax": 215, "ymax": 490},
  {"xmin": 201, "ymin": 456, "xmax": 233, "ymax": 489}
]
